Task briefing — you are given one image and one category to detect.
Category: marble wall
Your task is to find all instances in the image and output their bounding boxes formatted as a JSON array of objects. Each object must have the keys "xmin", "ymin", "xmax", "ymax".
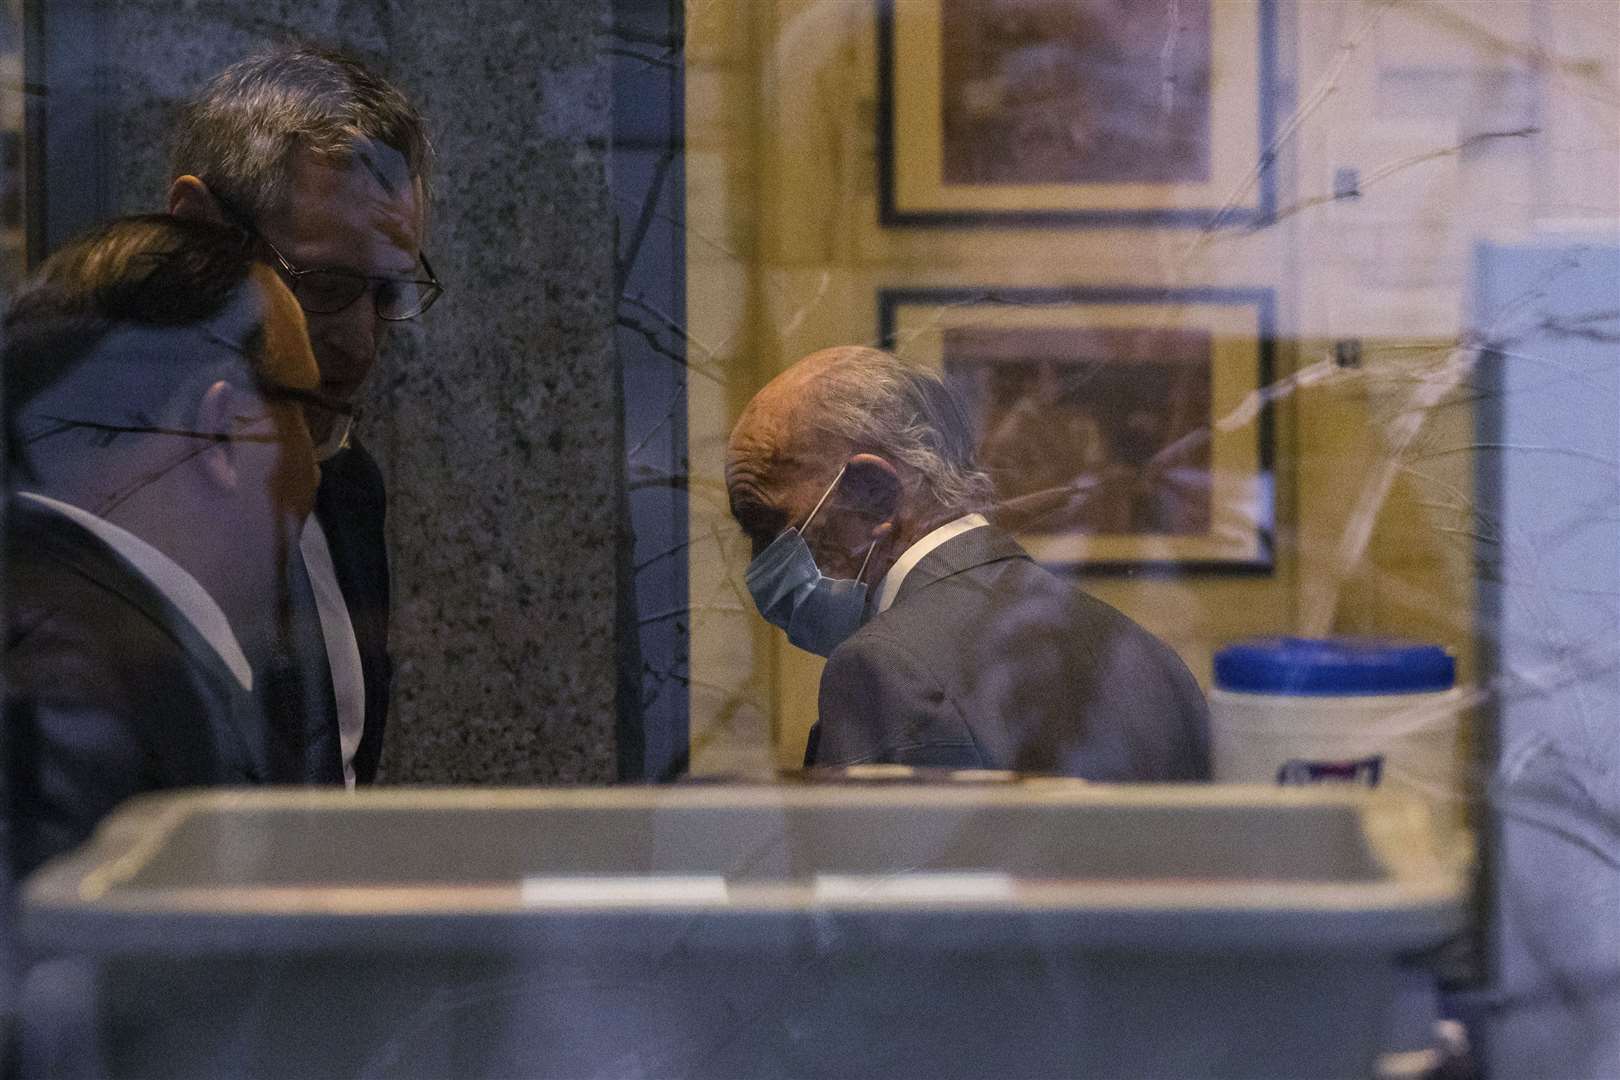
[{"xmin": 82, "ymin": 0, "xmax": 624, "ymax": 783}]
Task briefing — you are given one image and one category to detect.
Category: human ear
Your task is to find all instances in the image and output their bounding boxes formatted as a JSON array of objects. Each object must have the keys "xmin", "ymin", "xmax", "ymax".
[
  {"xmin": 167, "ymin": 175, "xmax": 225, "ymax": 222},
  {"xmin": 193, "ymin": 379, "xmax": 239, "ymax": 490},
  {"xmin": 842, "ymin": 453, "xmax": 902, "ymax": 537}
]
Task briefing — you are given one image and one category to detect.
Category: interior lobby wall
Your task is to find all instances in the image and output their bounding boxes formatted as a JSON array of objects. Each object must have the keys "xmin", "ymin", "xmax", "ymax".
[{"xmin": 684, "ymin": 0, "xmax": 1619, "ymax": 775}]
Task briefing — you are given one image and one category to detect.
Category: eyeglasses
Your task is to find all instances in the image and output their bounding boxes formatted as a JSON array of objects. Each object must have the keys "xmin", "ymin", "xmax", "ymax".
[
  {"xmin": 213, "ymin": 195, "xmax": 443, "ymax": 321},
  {"xmin": 257, "ymin": 234, "xmax": 443, "ymax": 321}
]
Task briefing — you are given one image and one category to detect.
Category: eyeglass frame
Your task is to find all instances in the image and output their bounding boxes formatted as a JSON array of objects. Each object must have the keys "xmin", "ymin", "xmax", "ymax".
[{"xmin": 212, "ymin": 193, "xmax": 444, "ymax": 321}]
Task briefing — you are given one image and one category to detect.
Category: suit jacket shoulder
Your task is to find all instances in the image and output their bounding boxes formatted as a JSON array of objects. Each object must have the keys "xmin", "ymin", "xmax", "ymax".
[
  {"xmin": 5, "ymin": 500, "xmax": 264, "ymax": 876},
  {"xmin": 815, "ymin": 525, "xmax": 1210, "ymax": 779},
  {"xmin": 815, "ymin": 619, "xmax": 986, "ymax": 768}
]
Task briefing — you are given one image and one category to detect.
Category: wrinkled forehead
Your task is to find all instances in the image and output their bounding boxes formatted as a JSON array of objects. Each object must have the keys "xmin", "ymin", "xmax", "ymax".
[
  {"xmin": 345, "ymin": 137, "xmax": 416, "ymax": 200},
  {"xmin": 304, "ymin": 138, "xmax": 424, "ymax": 229},
  {"xmin": 263, "ymin": 139, "xmax": 426, "ymax": 263},
  {"xmin": 725, "ymin": 400, "xmax": 787, "ymax": 485},
  {"xmin": 726, "ymin": 403, "xmax": 843, "ymax": 508}
]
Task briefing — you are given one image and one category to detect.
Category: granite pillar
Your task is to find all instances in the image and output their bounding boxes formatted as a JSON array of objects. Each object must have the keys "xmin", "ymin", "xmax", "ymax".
[{"xmin": 89, "ymin": 0, "xmax": 623, "ymax": 783}]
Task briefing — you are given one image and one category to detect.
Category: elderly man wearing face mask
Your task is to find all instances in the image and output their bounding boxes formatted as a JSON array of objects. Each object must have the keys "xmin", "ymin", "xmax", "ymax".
[{"xmin": 726, "ymin": 346, "xmax": 1211, "ymax": 778}]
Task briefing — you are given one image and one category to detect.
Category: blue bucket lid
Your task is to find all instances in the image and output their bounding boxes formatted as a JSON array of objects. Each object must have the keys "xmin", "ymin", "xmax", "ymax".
[{"xmin": 1214, "ymin": 636, "xmax": 1455, "ymax": 695}]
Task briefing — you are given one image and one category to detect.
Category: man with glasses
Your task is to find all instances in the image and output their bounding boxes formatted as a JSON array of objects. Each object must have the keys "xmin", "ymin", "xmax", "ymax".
[
  {"xmin": 167, "ymin": 44, "xmax": 441, "ymax": 786},
  {"xmin": 3, "ymin": 214, "xmax": 329, "ymax": 878}
]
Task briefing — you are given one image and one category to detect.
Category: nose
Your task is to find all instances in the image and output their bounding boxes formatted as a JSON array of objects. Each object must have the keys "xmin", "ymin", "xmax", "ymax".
[
  {"xmin": 344, "ymin": 289, "xmax": 382, "ymax": 358},
  {"xmin": 309, "ymin": 301, "xmax": 381, "ymax": 388}
]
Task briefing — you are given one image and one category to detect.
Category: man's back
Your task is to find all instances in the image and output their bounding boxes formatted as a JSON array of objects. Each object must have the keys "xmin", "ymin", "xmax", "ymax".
[{"xmin": 815, "ymin": 526, "xmax": 1211, "ymax": 779}]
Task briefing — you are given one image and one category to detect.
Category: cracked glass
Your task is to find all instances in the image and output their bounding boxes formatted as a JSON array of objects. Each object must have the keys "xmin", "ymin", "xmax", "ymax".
[{"xmin": 0, "ymin": 1, "xmax": 1617, "ymax": 1077}]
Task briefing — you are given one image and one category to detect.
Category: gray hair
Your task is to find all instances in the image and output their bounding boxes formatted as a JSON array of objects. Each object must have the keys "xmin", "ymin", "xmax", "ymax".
[
  {"xmin": 170, "ymin": 43, "xmax": 434, "ymax": 223},
  {"xmin": 802, "ymin": 346, "xmax": 995, "ymax": 515}
]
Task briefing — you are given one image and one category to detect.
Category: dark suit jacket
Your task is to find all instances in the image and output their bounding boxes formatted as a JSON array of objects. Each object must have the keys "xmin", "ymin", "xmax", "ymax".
[
  {"xmin": 3, "ymin": 499, "xmax": 270, "ymax": 878},
  {"xmin": 810, "ymin": 526, "xmax": 1210, "ymax": 780},
  {"xmin": 312, "ymin": 441, "xmax": 392, "ymax": 784}
]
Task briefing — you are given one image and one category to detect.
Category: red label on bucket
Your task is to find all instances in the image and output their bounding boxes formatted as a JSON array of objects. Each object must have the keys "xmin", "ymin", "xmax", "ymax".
[{"xmin": 1276, "ymin": 755, "xmax": 1384, "ymax": 787}]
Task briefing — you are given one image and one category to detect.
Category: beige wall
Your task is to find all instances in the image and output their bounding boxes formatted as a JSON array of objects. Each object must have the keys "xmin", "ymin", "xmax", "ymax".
[{"xmin": 685, "ymin": 0, "xmax": 1620, "ymax": 773}]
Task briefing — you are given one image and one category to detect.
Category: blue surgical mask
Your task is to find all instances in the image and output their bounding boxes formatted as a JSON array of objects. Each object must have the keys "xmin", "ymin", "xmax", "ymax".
[{"xmin": 745, "ymin": 465, "xmax": 877, "ymax": 657}]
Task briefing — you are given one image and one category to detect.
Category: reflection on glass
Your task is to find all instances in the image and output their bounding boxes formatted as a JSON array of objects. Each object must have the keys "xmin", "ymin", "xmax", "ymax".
[
  {"xmin": 4, "ymin": 218, "xmax": 321, "ymax": 878},
  {"xmin": 948, "ymin": 324, "xmax": 1214, "ymax": 536},
  {"xmin": 0, "ymin": 1, "xmax": 1614, "ymax": 1076},
  {"xmin": 0, "ymin": 0, "xmax": 25, "ymax": 295},
  {"xmin": 940, "ymin": 0, "xmax": 1214, "ymax": 185}
]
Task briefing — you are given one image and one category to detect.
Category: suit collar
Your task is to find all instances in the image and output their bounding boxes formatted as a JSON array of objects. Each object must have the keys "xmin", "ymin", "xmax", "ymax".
[
  {"xmin": 13, "ymin": 492, "xmax": 254, "ymax": 690},
  {"xmin": 8, "ymin": 494, "xmax": 272, "ymax": 780},
  {"xmin": 891, "ymin": 524, "xmax": 1030, "ymax": 608},
  {"xmin": 874, "ymin": 513, "xmax": 988, "ymax": 613},
  {"xmin": 315, "ymin": 439, "xmax": 385, "ymax": 518}
]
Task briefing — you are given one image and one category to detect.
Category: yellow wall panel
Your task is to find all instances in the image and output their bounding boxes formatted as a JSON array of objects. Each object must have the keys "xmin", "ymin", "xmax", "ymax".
[{"xmin": 682, "ymin": 0, "xmax": 1533, "ymax": 771}]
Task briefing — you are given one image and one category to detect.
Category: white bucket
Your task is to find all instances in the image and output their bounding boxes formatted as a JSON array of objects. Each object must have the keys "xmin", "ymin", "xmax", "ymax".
[{"xmin": 1210, "ymin": 638, "xmax": 1466, "ymax": 832}]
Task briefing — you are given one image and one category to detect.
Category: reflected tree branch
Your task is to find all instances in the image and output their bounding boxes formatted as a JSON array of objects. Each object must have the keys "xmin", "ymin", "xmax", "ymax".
[
  {"xmin": 603, "ymin": 46, "xmax": 679, "ymax": 71},
  {"xmin": 617, "ymin": 313, "xmax": 723, "ymax": 385},
  {"xmin": 1262, "ymin": 128, "xmax": 1541, "ymax": 228},
  {"xmin": 1181, "ymin": 0, "xmax": 1396, "ymax": 259},
  {"xmin": 603, "ymin": 21, "xmax": 683, "ymax": 54}
]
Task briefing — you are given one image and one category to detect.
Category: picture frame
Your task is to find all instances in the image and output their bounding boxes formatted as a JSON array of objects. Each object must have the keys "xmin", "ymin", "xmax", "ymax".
[
  {"xmin": 877, "ymin": 0, "xmax": 1279, "ymax": 228},
  {"xmin": 880, "ymin": 286, "xmax": 1275, "ymax": 574}
]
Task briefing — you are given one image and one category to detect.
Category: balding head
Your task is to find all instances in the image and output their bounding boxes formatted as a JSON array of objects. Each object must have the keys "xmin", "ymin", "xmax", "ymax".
[
  {"xmin": 727, "ymin": 346, "xmax": 992, "ymax": 580},
  {"xmin": 727, "ymin": 347, "xmax": 847, "ymax": 501},
  {"xmin": 730, "ymin": 346, "xmax": 990, "ymax": 508}
]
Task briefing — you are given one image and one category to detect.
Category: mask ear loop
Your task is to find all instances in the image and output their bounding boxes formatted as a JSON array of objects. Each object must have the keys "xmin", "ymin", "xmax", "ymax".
[
  {"xmin": 798, "ymin": 462, "xmax": 849, "ymax": 534},
  {"xmin": 801, "ymin": 461, "xmax": 879, "ymax": 585},
  {"xmin": 854, "ymin": 536, "xmax": 878, "ymax": 585}
]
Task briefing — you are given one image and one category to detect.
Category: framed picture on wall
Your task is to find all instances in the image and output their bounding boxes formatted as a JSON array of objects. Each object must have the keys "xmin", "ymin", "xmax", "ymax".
[
  {"xmin": 877, "ymin": 0, "xmax": 1279, "ymax": 227},
  {"xmin": 880, "ymin": 287, "xmax": 1275, "ymax": 573}
]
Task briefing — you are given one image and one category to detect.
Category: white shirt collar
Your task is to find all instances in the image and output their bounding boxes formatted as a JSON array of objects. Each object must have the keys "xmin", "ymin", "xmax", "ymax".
[
  {"xmin": 17, "ymin": 491, "xmax": 255, "ymax": 691},
  {"xmin": 873, "ymin": 513, "xmax": 989, "ymax": 614},
  {"xmin": 301, "ymin": 516, "xmax": 365, "ymax": 790}
]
